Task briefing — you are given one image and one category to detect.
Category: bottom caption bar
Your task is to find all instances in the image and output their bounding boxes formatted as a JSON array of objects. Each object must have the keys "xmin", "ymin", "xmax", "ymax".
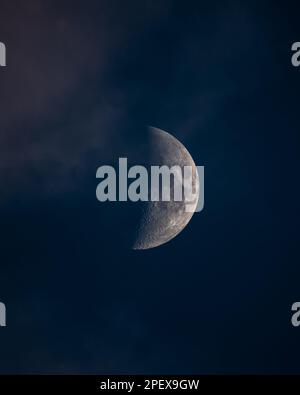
[{"xmin": 0, "ymin": 375, "xmax": 294, "ymax": 392}]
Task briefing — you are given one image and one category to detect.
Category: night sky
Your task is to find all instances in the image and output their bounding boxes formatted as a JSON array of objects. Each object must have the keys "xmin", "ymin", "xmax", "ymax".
[{"xmin": 0, "ymin": 0, "xmax": 300, "ymax": 373}]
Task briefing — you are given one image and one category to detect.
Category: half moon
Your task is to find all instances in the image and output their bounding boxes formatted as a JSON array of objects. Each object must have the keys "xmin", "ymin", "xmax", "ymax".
[{"xmin": 133, "ymin": 127, "xmax": 199, "ymax": 250}]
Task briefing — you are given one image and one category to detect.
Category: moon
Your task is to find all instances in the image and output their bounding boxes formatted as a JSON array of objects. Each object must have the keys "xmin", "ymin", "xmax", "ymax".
[{"xmin": 133, "ymin": 127, "xmax": 199, "ymax": 250}]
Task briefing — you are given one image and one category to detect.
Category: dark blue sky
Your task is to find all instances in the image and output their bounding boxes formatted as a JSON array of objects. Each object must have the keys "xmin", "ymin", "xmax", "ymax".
[{"xmin": 0, "ymin": 0, "xmax": 300, "ymax": 373}]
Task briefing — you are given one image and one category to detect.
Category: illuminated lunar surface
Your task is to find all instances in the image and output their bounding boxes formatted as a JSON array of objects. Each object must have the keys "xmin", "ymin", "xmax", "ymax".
[{"xmin": 133, "ymin": 127, "xmax": 199, "ymax": 250}]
